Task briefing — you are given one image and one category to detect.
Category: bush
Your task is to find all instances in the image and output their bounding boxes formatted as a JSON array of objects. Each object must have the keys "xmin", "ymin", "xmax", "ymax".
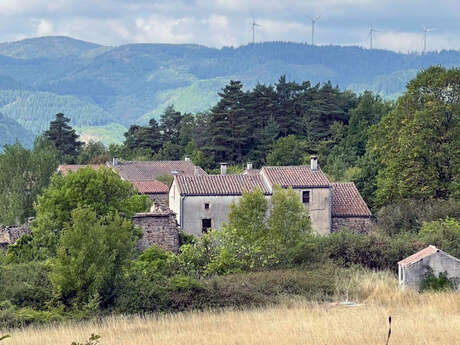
[
  {"xmin": 419, "ymin": 218, "xmax": 460, "ymax": 258},
  {"xmin": 0, "ymin": 262, "xmax": 52, "ymax": 309},
  {"xmin": 376, "ymin": 199, "xmax": 460, "ymax": 235},
  {"xmin": 420, "ymin": 268, "xmax": 456, "ymax": 292}
]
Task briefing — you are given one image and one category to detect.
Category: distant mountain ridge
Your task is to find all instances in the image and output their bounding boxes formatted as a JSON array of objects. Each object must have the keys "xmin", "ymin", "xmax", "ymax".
[{"xmin": 0, "ymin": 36, "xmax": 459, "ymax": 146}]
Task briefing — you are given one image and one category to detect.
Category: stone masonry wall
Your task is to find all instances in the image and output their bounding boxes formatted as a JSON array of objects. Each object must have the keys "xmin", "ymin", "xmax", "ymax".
[
  {"xmin": 133, "ymin": 211, "xmax": 180, "ymax": 252},
  {"xmin": 331, "ymin": 217, "xmax": 372, "ymax": 234},
  {"xmin": 0, "ymin": 222, "xmax": 32, "ymax": 250}
]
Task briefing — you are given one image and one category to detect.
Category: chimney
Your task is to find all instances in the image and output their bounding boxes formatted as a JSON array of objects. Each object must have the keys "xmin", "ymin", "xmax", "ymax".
[
  {"xmin": 112, "ymin": 157, "xmax": 117, "ymax": 167},
  {"xmin": 246, "ymin": 162, "xmax": 253, "ymax": 170},
  {"xmin": 220, "ymin": 163, "xmax": 228, "ymax": 175},
  {"xmin": 310, "ymin": 156, "xmax": 318, "ymax": 171},
  {"xmin": 184, "ymin": 156, "xmax": 190, "ymax": 162}
]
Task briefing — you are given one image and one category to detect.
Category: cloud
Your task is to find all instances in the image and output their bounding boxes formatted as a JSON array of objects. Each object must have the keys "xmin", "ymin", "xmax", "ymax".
[{"xmin": 0, "ymin": 0, "xmax": 458, "ymax": 52}]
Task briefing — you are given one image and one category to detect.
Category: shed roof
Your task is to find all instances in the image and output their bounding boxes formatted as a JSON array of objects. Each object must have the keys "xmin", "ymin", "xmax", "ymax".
[
  {"xmin": 133, "ymin": 180, "xmax": 169, "ymax": 194},
  {"xmin": 331, "ymin": 182, "xmax": 372, "ymax": 217},
  {"xmin": 111, "ymin": 161, "xmax": 207, "ymax": 181},
  {"xmin": 261, "ymin": 165, "xmax": 330, "ymax": 188},
  {"xmin": 175, "ymin": 174, "xmax": 271, "ymax": 196},
  {"xmin": 398, "ymin": 245, "xmax": 439, "ymax": 267}
]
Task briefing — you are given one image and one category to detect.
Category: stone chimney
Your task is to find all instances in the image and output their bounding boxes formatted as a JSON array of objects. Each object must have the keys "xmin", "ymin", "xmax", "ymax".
[
  {"xmin": 310, "ymin": 155, "xmax": 318, "ymax": 171},
  {"xmin": 220, "ymin": 163, "xmax": 228, "ymax": 175},
  {"xmin": 184, "ymin": 156, "xmax": 190, "ymax": 162},
  {"xmin": 246, "ymin": 162, "xmax": 253, "ymax": 170}
]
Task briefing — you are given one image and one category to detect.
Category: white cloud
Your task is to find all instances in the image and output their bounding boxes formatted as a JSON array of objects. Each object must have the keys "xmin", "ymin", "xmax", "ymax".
[{"xmin": 0, "ymin": 0, "xmax": 458, "ymax": 52}]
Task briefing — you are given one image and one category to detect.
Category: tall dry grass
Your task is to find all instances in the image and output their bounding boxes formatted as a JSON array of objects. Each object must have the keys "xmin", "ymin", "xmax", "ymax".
[{"xmin": 4, "ymin": 271, "xmax": 460, "ymax": 345}]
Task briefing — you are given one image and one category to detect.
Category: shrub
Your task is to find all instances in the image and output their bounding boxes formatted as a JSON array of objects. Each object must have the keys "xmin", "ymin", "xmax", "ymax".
[
  {"xmin": 419, "ymin": 218, "xmax": 460, "ymax": 258},
  {"xmin": 420, "ymin": 268, "xmax": 456, "ymax": 292},
  {"xmin": 0, "ymin": 262, "xmax": 52, "ymax": 309}
]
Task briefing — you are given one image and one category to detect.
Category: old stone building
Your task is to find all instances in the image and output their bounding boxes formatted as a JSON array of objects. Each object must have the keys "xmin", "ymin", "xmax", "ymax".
[
  {"xmin": 133, "ymin": 209, "xmax": 180, "ymax": 252},
  {"xmin": 398, "ymin": 245, "xmax": 460, "ymax": 291},
  {"xmin": 170, "ymin": 158, "xmax": 371, "ymax": 236},
  {"xmin": 58, "ymin": 159, "xmax": 207, "ymax": 208}
]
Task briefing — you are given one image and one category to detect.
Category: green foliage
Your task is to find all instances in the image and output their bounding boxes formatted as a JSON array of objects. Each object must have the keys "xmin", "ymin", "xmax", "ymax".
[
  {"xmin": 155, "ymin": 174, "xmax": 173, "ymax": 187},
  {"xmin": 370, "ymin": 67, "xmax": 460, "ymax": 206},
  {"xmin": 44, "ymin": 113, "xmax": 83, "ymax": 163},
  {"xmin": 0, "ymin": 137, "xmax": 58, "ymax": 225},
  {"xmin": 266, "ymin": 135, "xmax": 308, "ymax": 166},
  {"xmin": 23, "ymin": 166, "xmax": 150, "ymax": 259},
  {"xmin": 180, "ymin": 187, "xmax": 312, "ymax": 275},
  {"xmin": 419, "ymin": 218, "xmax": 460, "ymax": 258},
  {"xmin": 77, "ymin": 141, "xmax": 109, "ymax": 164},
  {"xmin": 420, "ymin": 268, "xmax": 456, "ymax": 292},
  {"xmin": 376, "ymin": 199, "xmax": 460, "ymax": 236},
  {"xmin": 51, "ymin": 208, "xmax": 140, "ymax": 308},
  {"xmin": 0, "ymin": 262, "xmax": 52, "ymax": 309}
]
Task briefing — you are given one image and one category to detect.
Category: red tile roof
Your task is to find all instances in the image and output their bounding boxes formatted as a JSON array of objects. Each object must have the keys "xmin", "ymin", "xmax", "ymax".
[
  {"xmin": 57, "ymin": 164, "xmax": 106, "ymax": 175},
  {"xmin": 331, "ymin": 182, "xmax": 372, "ymax": 217},
  {"xmin": 111, "ymin": 161, "xmax": 207, "ymax": 181},
  {"xmin": 261, "ymin": 165, "xmax": 330, "ymax": 188},
  {"xmin": 175, "ymin": 175, "xmax": 271, "ymax": 196},
  {"xmin": 133, "ymin": 180, "xmax": 169, "ymax": 194},
  {"xmin": 398, "ymin": 246, "xmax": 439, "ymax": 267}
]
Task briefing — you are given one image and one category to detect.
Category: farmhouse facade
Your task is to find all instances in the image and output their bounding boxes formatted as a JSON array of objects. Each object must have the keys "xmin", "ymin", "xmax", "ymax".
[
  {"xmin": 169, "ymin": 158, "xmax": 371, "ymax": 236},
  {"xmin": 398, "ymin": 245, "xmax": 460, "ymax": 291}
]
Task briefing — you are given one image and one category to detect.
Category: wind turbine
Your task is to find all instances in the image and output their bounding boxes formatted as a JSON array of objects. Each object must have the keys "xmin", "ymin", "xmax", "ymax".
[
  {"xmin": 423, "ymin": 27, "xmax": 437, "ymax": 53},
  {"xmin": 250, "ymin": 16, "xmax": 261, "ymax": 44},
  {"xmin": 307, "ymin": 15, "xmax": 320, "ymax": 45},
  {"xmin": 369, "ymin": 26, "xmax": 380, "ymax": 49}
]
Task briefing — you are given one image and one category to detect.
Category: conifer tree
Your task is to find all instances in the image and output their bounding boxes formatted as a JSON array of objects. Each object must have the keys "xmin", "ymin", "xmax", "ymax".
[{"xmin": 44, "ymin": 113, "xmax": 82, "ymax": 163}]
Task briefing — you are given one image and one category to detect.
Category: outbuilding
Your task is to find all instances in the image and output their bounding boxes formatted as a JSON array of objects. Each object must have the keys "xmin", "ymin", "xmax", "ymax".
[{"xmin": 398, "ymin": 245, "xmax": 460, "ymax": 291}]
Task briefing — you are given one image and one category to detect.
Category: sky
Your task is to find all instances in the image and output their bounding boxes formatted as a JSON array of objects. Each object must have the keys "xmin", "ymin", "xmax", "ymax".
[{"xmin": 0, "ymin": 0, "xmax": 459, "ymax": 53}]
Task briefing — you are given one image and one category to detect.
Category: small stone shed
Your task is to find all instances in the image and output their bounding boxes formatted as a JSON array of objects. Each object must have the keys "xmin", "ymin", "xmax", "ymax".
[{"xmin": 398, "ymin": 245, "xmax": 460, "ymax": 291}]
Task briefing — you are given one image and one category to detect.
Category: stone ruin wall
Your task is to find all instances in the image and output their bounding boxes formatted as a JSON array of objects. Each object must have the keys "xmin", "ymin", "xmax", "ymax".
[
  {"xmin": 133, "ymin": 211, "xmax": 180, "ymax": 252},
  {"xmin": 331, "ymin": 217, "xmax": 372, "ymax": 234},
  {"xmin": 0, "ymin": 222, "xmax": 32, "ymax": 250}
]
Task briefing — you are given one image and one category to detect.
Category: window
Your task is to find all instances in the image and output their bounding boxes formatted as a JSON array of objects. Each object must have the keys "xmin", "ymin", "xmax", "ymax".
[
  {"xmin": 302, "ymin": 191, "xmax": 310, "ymax": 204},
  {"xmin": 204, "ymin": 203, "xmax": 210, "ymax": 210},
  {"xmin": 202, "ymin": 218, "xmax": 212, "ymax": 233}
]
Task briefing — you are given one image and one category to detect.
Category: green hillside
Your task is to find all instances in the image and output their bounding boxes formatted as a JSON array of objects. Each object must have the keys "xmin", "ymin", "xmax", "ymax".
[
  {"xmin": 0, "ymin": 36, "xmax": 459, "ymax": 145},
  {"xmin": 0, "ymin": 112, "xmax": 34, "ymax": 149}
]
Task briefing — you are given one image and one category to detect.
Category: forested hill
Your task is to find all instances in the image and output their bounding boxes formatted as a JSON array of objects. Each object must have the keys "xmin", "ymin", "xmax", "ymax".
[
  {"xmin": 0, "ymin": 112, "xmax": 34, "ymax": 149},
  {"xmin": 0, "ymin": 36, "xmax": 459, "ymax": 145}
]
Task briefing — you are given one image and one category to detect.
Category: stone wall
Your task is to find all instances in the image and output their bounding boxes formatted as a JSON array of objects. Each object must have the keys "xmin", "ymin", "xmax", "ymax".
[
  {"xmin": 133, "ymin": 210, "xmax": 180, "ymax": 252},
  {"xmin": 0, "ymin": 222, "xmax": 32, "ymax": 250},
  {"xmin": 331, "ymin": 216, "xmax": 372, "ymax": 234}
]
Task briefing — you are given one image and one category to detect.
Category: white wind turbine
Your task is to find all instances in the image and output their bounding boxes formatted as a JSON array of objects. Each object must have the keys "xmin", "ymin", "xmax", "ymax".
[
  {"xmin": 423, "ymin": 27, "xmax": 437, "ymax": 53},
  {"xmin": 307, "ymin": 15, "xmax": 321, "ymax": 45},
  {"xmin": 250, "ymin": 15, "xmax": 261, "ymax": 44}
]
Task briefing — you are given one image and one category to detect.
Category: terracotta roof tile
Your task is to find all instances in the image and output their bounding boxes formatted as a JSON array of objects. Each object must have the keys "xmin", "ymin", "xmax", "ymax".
[
  {"xmin": 398, "ymin": 245, "xmax": 439, "ymax": 267},
  {"xmin": 176, "ymin": 175, "xmax": 271, "ymax": 196},
  {"xmin": 57, "ymin": 164, "xmax": 106, "ymax": 175},
  {"xmin": 331, "ymin": 182, "xmax": 372, "ymax": 217},
  {"xmin": 133, "ymin": 180, "xmax": 169, "ymax": 194},
  {"xmin": 111, "ymin": 161, "xmax": 207, "ymax": 181},
  {"xmin": 261, "ymin": 165, "xmax": 330, "ymax": 188}
]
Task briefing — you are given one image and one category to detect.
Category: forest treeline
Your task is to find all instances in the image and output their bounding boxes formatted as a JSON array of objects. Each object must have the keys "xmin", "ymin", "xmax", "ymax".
[{"xmin": 113, "ymin": 66, "xmax": 459, "ymax": 209}]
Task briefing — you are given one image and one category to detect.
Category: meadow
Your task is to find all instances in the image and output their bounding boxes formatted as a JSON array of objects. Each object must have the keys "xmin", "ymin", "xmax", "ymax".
[{"xmin": 3, "ymin": 271, "xmax": 460, "ymax": 345}]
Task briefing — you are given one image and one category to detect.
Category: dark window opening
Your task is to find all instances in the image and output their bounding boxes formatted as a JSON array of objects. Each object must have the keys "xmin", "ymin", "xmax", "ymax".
[
  {"xmin": 204, "ymin": 203, "xmax": 210, "ymax": 210},
  {"xmin": 302, "ymin": 191, "xmax": 310, "ymax": 204},
  {"xmin": 202, "ymin": 218, "xmax": 212, "ymax": 233}
]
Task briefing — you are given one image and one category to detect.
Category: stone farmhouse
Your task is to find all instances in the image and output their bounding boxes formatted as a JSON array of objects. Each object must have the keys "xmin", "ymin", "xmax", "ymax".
[
  {"xmin": 398, "ymin": 245, "xmax": 460, "ymax": 291},
  {"xmin": 51, "ymin": 157, "xmax": 371, "ymax": 250},
  {"xmin": 169, "ymin": 157, "xmax": 371, "ymax": 236}
]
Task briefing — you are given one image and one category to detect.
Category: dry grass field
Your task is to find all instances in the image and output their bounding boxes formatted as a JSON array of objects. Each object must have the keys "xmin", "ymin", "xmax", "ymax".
[{"xmin": 3, "ymin": 271, "xmax": 460, "ymax": 345}]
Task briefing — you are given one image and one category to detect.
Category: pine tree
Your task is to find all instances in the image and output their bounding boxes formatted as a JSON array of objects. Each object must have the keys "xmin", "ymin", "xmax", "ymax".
[{"xmin": 44, "ymin": 113, "xmax": 82, "ymax": 163}]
